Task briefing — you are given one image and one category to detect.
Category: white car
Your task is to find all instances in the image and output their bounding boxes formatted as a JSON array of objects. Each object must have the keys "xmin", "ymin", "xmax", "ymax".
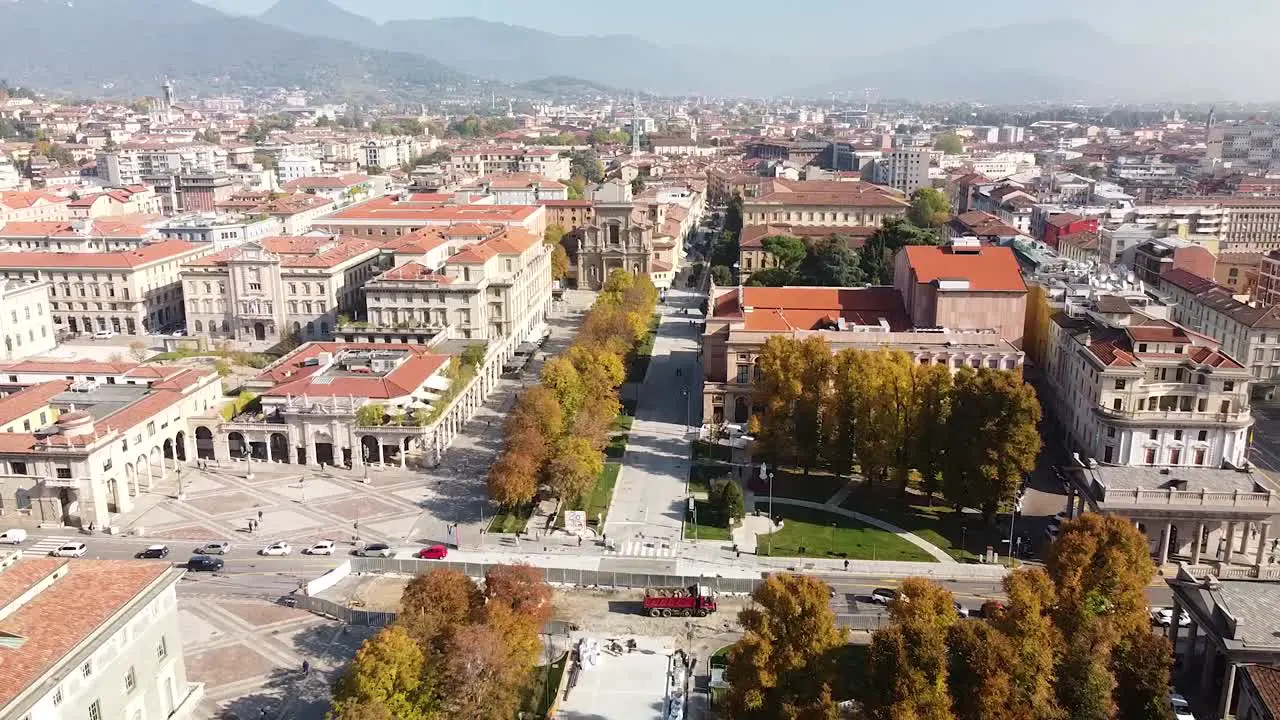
[
  {"xmin": 305, "ymin": 540, "xmax": 336, "ymax": 556},
  {"xmin": 1152, "ymin": 607, "xmax": 1191, "ymax": 628},
  {"xmin": 52, "ymin": 542, "xmax": 87, "ymax": 557},
  {"xmin": 1170, "ymin": 692, "xmax": 1196, "ymax": 720},
  {"xmin": 260, "ymin": 541, "xmax": 292, "ymax": 556},
  {"xmin": 92, "ymin": 330, "xmax": 116, "ymax": 340}
]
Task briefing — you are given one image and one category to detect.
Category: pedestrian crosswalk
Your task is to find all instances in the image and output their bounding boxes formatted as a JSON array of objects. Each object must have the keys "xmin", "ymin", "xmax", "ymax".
[
  {"xmin": 611, "ymin": 540, "xmax": 677, "ymax": 558},
  {"xmin": 27, "ymin": 536, "xmax": 74, "ymax": 555}
]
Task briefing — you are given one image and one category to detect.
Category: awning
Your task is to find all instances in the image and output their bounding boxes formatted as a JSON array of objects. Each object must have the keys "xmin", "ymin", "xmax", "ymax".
[{"xmin": 425, "ymin": 375, "xmax": 452, "ymax": 391}]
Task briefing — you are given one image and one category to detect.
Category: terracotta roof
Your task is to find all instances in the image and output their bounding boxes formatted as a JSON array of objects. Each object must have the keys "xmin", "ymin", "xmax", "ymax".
[
  {"xmin": 949, "ymin": 211, "xmax": 1021, "ymax": 238},
  {"xmin": 0, "ymin": 359, "xmax": 141, "ymax": 376},
  {"xmin": 1059, "ymin": 230, "xmax": 1100, "ymax": 250},
  {"xmin": 0, "ymin": 380, "xmax": 69, "ymax": 424},
  {"xmin": 281, "ymin": 173, "xmax": 370, "ymax": 192},
  {"xmin": 320, "ymin": 196, "xmax": 540, "ymax": 225},
  {"xmin": 379, "ymin": 262, "xmax": 453, "ymax": 283},
  {"xmin": 1047, "ymin": 213, "xmax": 1086, "ymax": 228},
  {"xmin": 186, "ymin": 236, "xmax": 379, "ymax": 270},
  {"xmin": 716, "ymin": 286, "xmax": 910, "ymax": 332},
  {"xmin": 0, "ymin": 190, "xmax": 65, "ymax": 210},
  {"xmin": 256, "ymin": 342, "xmax": 450, "ymax": 400},
  {"xmin": 0, "ymin": 240, "xmax": 202, "ymax": 269},
  {"xmin": 1242, "ymin": 665, "xmax": 1280, "ymax": 718},
  {"xmin": 901, "ymin": 245, "xmax": 1027, "ymax": 293},
  {"xmin": 0, "ymin": 558, "xmax": 173, "ymax": 710}
]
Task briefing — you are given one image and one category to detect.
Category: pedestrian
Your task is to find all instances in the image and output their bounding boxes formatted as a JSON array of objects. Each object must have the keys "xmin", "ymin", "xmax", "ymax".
[
  {"xmin": 577, "ymin": 536, "xmax": 582, "ymax": 547},
  {"xmin": 258, "ymin": 509, "xmax": 264, "ymax": 522},
  {"xmin": 843, "ymin": 559, "xmax": 849, "ymax": 572},
  {"xmin": 302, "ymin": 659, "xmax": 310, "ymax": 675}
]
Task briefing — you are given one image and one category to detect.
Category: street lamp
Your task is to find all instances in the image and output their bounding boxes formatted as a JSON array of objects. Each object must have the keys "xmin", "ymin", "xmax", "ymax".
[
  {"xmin": 242, "ymin": 448, "xmax": 253, "ymax": 481},
  {"xmin": 681, "ymin": 388, "xmax": 690, "ymax": 434}
]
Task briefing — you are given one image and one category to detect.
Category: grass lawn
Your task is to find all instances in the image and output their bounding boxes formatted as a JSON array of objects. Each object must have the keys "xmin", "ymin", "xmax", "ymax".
[
  {"xmin": 693, "ymin": 439, "xmax": 733, "ymax": 462},
  {"xmin": 765, "ymin": 467, "xmax": 850, "ymax": 504},
  {"xmin": 755, "ymin": 503, "xmax": 936, "ymax": 562},
  {"xmin": 605, "ymin": 414, "xmax": 634, "ymax": 459},
  {"xmin": 557, "ymin": 463, "xmax": 621, "ymax": 529},
  {"xmin": 684, "ymin": 500, "xmax": 733, "ymax": 542},
  {"xmin": 841, "ymin": 491, "xmax": 1002, "ymax": 562},
  {"xmin": 487, "ymin": 504, "xmax": 532, "ymax": 534}
]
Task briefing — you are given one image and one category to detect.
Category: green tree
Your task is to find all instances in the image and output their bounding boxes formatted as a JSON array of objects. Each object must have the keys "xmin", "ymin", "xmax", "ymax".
[
  {"xmin": 944, "ymin": 368, "xmax": 1041, "ymax": 521},
  {"xmin": 862, "ymin": 577, "xmax": 957, "ymax": 720},
  {"xmin": 946, "ymin": 621, "xmax": 1016, "ymax": 720},
  {"xmin": 934, "ymin": 134, "xmax": 964, "ymax": 154},
  {"xmin": 761, "ymin": 235, "xmax": 806, "ymax": 272},
  {"xmin": 540, "ymin": 357, "xmax": 586, "ymax": 424},
  {"xmin": 546, "ymin": 435, "xmax": 603, "ymax": 502},
  {"xmin": 708, "ymin": 477, "xmax": 745, "ymax": 525},
  {"xmin": 850, "ymin": 350, "xmax": 914, "ymax": 489},
  {"xmin": 751, "ymin": 336, "xmax": 804, "ymax": 465},
  {"xmin": 992, "ymin": 569, "xmax": 1063, "ymax": 720},
  {"xmin": 329, "ymin": 625, "xmax": 438, "ymax": 720},
  {"xmin": 795, "ymin": 235, "xmax": 865, "ymax": 286},
  {"xmin": 745, "ymin": 268, "xmax": 793, "ymax": 287},
  {"xmin": 908, "ymin": 187, "xmax": 952, "ymax": 229},
  {"xmin": 910, "ymin": 364, "xmax": 952, "ymax": 502},
  {"xmin": 860, "ymin": 218, "xmax": 940, "ymax": 284},
  {"xmin": 569, "ymin": 149, "xmax": 603, "ymax": 183},
  {"xmin": 710, "ymin": 265, "xmax": 735, "ymax": 286},
  {"xmin": 725, "ymin": 193, "xmax": 745, "ymax": 239},
  {"xmin": 823, "ymin": 349, "xmax": 863, "ymax": 479},
  {"xmin": 724, "ymin": 574, "xmax": 845, "ymax": 720},
  {"xmin": 355, "ymin": 403, "xmax": 386, "ymax": 427},
  {"xmin": 630, "ymin": 176, "xmax": 646, "ymax": 195},
  {"xmin": 1112, "ymin": 630, "xmax": 1174, "ymax": 720}
]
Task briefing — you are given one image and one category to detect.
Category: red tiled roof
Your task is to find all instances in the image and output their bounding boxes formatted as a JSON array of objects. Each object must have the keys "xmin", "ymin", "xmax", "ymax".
[
  {"xmin": 320, "ymin": 196, "xmax": 540, "ymax": 225},
  {"xmin": 379, "ymin": 262, "xmax": 452, "ymax": 283},
  {"xmin": 0, "ymin": 190, "xmax": 65, "ymax": 210},
  {"xmin": 950, "ymin": 211, "xmax": 1021, "ymax": 238},
  {"xmin": 901, "ymin": 245, "xmax": 1027, "ymax": 293},
  {"xmin": 1242, "ymin": 665, "xmax": 1280, "ymax": 717},
  {"xmin": 281, "ymin": 173, "xmax": 370, "ymax": 192},
  {"xmin": 0, "ymin": 240, "xmax": 202, "ymax": 269},
  {"xmin": 0, "ymin": 558, "xmax": 172, "ymax": 709},
  {"xmin": 0, "ymin": 380, "xmax": 69, "ymax": 424},
  {"xmin": 717, "ymin": 286, "xmax": 910, "ymax": 332},
  {"xmin": 186, "ymin": 236, "xmax": 379, "ymax": 270}
]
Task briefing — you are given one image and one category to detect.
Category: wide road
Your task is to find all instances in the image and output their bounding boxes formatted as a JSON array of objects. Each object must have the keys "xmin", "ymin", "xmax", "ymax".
[{"xmin": 604, "ymin": 281, "xmax": 704, "ymax": 549}]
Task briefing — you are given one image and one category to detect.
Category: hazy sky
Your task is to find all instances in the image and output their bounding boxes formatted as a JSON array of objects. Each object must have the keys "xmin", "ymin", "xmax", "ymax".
[{"xmin": 200, "ymin": 0, "xmax": 1280, "ymax": 51}]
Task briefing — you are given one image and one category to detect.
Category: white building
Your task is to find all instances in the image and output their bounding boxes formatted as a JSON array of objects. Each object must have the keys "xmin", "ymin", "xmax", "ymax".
[
  {"xmin": 276, "ymin": 156, "xmax": 323, "ymax": 185},
  {"xmin": 873, "ymin": 150, "xmax": 930, "ymax": 195},
  {"xmin": 362, "ymin": 137, "xmax": 426, "ymax": 171},
  {"xmin": 0, "ymin": 556, "xmax": 203, "ymax": 720},
  {"xmin": 97, "ymin": 143, "xmax": 228, "ymax": 186},
  {"xmin": 157, "ymin": 213, "xmax": 284, "ymax": 249},
  {"xmin": 0, "ymin": 279, "xmax": 56, "ymax": 359},
  {"xmin": 1044, "ymin": 301, "xmax": 1253, "ymax": 469},
  {"xmin": 1158, "ymin": 269, "xmax": 1280, "ymax": 390}
]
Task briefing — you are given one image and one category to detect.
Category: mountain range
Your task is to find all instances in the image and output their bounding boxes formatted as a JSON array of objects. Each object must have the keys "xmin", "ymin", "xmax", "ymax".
[{"xmin": 0, "ymin": 0, "xmax": 1275, "ymax": 102}]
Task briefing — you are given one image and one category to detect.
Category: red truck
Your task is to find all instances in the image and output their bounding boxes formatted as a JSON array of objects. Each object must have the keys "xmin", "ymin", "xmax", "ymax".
[{"xmin": 642, "ymin": 585, "xmax": 717, "ymax": 617}]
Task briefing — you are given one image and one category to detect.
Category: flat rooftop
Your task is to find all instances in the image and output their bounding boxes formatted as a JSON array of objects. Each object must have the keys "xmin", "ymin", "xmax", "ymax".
[
  {"xmin": 50, "ymin": 383, "xmax": 150, "ymax": 421},
  {"xmin": 1173, "ymin": 576, "xmax": 1280, "ymax": 651},
  {"xmin": 1082, "ymin": 465, "xmax": 1266, "ymax": 494},
  {"xmin": 554, "ymin": 635, "xmax": 677, "ymax": 720}
]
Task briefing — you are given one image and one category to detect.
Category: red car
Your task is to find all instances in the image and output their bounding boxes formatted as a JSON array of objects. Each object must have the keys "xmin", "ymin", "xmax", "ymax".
[{"xmin": 417, "ymin": 545, "xmax": 448, "ymax": 560}]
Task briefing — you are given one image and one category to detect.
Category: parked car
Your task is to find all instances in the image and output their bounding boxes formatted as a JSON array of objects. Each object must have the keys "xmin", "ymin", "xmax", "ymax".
[
  {"xmin": 1152, "ymin": 607, "xmax": 1191, "ymax": 628},
  {"xmin": 305, "ymin": 540, "xmax": 336, "ymax": 556},
  {"xmin": 0, "ymin": 528, "xmax": 27, "ymax": 545},
  {"xmin": 417, "ymin": 545, "xmax": 448, "ymax": 560},
  {"xmin": 136, "ymin": 544, "xmax": 170, "ymax": 559},
  {"xmin": 953, "ymin": 601, "xmax": 970, "ymax": 618},
  {"xmin": 197, "ymin": 541, "xmax": 231, "ymax": 555},
  {"xmin": 92, "ymin": 330, "xmax": 116, "ymax": 340},
  {"xmin": 187, "ymin": 555, "xmax": 224, "ymax": 572},
  {"xmin": 260, "ymin": 541, "xmax": 292, "ymax": 556},
  {"xmin": 1169, "ymin": 693, "xmax": 1196, "ymax": 720},
  {"xmin": 870, "ymin": 588, "xmax": 898, "ymax": 605},
  {"xmin": 355, "ymin": 543, "xmax": 393, "ymax": 558},
  {"xmin": 52, "ymin": 542, "xmax": 87, "ymax": 557}
]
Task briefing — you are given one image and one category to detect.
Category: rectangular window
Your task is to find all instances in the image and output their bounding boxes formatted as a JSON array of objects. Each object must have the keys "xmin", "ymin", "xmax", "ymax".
[
  {"xmin": 125, "ymin": 666, "xmax": 136, "ymax": 692},
  {"xmin": 88, "ymin": 700, "xmax": 101, "ymax": 720},
  {"xmin": 1224, "ymin": 381, "xmax": 1235, "ymax": 392},
  {"xmin": 1103, "ymin": 446, "xmax": 1114, "ymax": 464},
  {"xmin": 157, "ymin": 636, "xmax": 168, "ymax": 660},
  {"xmin": 1106, "ymin": 427, "xmax": 1116, "ymax": 438},
  {"xmin": 1174, "ymin": 430, "xmax": 1183, "ymax": 441},
  {"xmin": 1114, "ymin": 379, "xmax": 1126, "ymax": 390},
  {"xmin": 1145, "ymin": 448, "xmax": 1157, "ymax": 464},
  {"xmin": 1170, "ymin": 447, "xmax": 1181, "ymax": 465},
  {"xmin": 82, "ymin": 660, "xmax": 92, "ymax": 678},
  {"xmin": 1194, "ymin": 448, "xmax": 1206, "ymax": 465},
  {"xmin": 1149, "ymin": 429, "xmax": 1159, "ymax": 440},
  {"xmin": 52, "ymin": 687, "xmax": 62, "ymax": 706},
  {"xmin": 1198, "ymin": 430, "xmax": 1208, "ymax": 442}
]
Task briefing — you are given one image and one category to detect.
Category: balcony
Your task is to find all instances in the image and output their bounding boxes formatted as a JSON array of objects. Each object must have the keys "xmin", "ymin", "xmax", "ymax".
[
  {"xmin": 1092, "ymin": 404, "xmax": 1253, "ymax": 428},
  {"xmin": 1099, "ymin": 487, "xmax": 1277, "ymax": 511}
]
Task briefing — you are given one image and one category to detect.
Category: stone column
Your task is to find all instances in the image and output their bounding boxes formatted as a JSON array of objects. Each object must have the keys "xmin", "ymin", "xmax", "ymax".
[
  {"xmin": 1192, "ymin": 522, "xmax": 1205, "ymax": 564},
  {"xmin": 374, "ymin": 439, "xmax": 383, "ymax": 465},
  {"xmin": 1257, "ymin": 522, "xmax": 1271, "ymax": 566},
  {"xmin": 306, "ymin": 432, "xmax": 317, "ymax": 468},
  {"xmin": 1160, "ymin": 521, "xmax": 1173, "ymax": 566},
  {"xmin": 1219, "ymin": 661, "xmax": 1237, "ymax": 718},
  {"xmin": 265, "ymin": 437, "xmax": 273, "ymax": 464},
  {"xmin": 1226, "ymin": 521, "xmax": 1238, "ymax": 562},
  {"xmin": 1240, "ymin": 521, "xmax": 1252, "ymax": 554}
]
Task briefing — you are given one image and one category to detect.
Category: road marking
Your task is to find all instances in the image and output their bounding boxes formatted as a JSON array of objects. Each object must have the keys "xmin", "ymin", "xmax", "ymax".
[
  {"xmin": 613, "ymin": 540, "xmax": 676, "ymax": 558},
  {"xmin": 27, "ymin": 536, "xmax": 74, "ymax": 554}
]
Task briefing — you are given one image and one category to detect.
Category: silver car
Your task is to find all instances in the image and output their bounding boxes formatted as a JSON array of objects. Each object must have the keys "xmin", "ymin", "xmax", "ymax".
[
  {"xmin": 356, "ymin": 543, "xmax": 393, "ymax": 558},
  {"xmin": 197, "ymin": 541, "xmax": 231, "ymax": 555}
]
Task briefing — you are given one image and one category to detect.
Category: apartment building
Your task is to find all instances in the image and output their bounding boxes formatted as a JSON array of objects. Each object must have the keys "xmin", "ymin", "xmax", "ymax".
[
  {"xmin": 1044, "ymin": 302, "xmax": 1252, "ymax": 468},
  {"xmin": 700, "ymin": 285, "xmax": 1023, "ymax": 425},
  {"xmin": 0, "ymin": 279, "xmax": 56, "ymax": 359},
  {"xmin": 157, "ymin": 213, "xmax": 283, "ymax": 249},
  {"xmin": 538, "ymin": 199, "xmax": 594, "ymax": 230},
  {"xmin": 280, "ymin": 173, "xmax": 384, "ymax": 208},
  {"xmin": 1207, "ymin": 121, "xmax": 1280, "ymax": 173},
  {"xmin": 1254, "ymin": 250, "xmax": 1280, "ymax": 306},
  {"xmin": 96, "ymin": 143, "xmax": 229, "ymax": 186},
  {"xmin": 352, "ymin": 225, "xmax": 551, "ymax": 344},
  {"xmin": 312, "ymin": 194, "xmax": 547, "ymax": 238},
  {"xmin": 0, "ymin": 218, "xmax": 158, "ymax": 252},
  {"xmin": 1131, "ymin": 239, "xmax": 1216, "ymax": 286},
  {"xmin": 0, "ymin": 190, "xmax": 70, "ymax": 223},
  {"xmin": 456, "ymin": 173, "xmax": 569, "ymax": 204},
  {"xmin": 362, "ymin": 136, "xmax": 428, "ymax": 171},
  {"xmin": 0, "ymin": 557, "xmax": 203, "ymax": 720},
  {"xmin": 872, "ymin": 149, "xmax": 930, "ymax": 195},
  {"xmin": 741, "ymin": 179, "xmax": 908, "ymax": 228},
  {"xmin": 181, "ymin": 235, "xmax": 384, "ymax": 343},
  {"xmin": 0, "ymin": 359, "xmax": 222, "ymax": 528},
  {"xmin": 448, "ymin": 146, "xmax": 571, "ymax": 181},
  {"xmin": 1158, "ymin": 268, "xmax": 1280, "ymax": 391},
  {"xmin": 0, "ymin": 240, "xmax": 206, "ymax": 335},
  {"xmin": 67, "ymin": 186, "xmax": 164, "ymax": 220}
]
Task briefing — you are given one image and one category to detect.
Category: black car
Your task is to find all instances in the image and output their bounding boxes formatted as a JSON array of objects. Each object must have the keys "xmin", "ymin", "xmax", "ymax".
[
  {"xmin": 136, "ymin": 544, "xmax": 170, "ymax": 559},
  {"xmin": 187, "ymin": 554, "xmax": 224, "ymax": 571}
]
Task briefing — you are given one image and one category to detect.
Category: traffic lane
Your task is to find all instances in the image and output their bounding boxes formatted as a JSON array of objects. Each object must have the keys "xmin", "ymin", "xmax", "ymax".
[{"xmin": 818, "ymin": 574, "xmax": 1174, "ymax": 610}]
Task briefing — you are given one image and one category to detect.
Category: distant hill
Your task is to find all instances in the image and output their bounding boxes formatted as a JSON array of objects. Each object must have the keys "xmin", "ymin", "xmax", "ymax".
[{"xmin": 0, "ymin": 0, "xmax": 477, "ymax": 98}]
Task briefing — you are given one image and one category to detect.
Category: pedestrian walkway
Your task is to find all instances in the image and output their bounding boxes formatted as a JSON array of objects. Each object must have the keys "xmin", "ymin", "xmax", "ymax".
[
  {"xmin": 611, "ymin": 539, "xmax": 677, "ymax": 558},
  {"xmin": 27, "ymin": 535, "xmax": 73, "ymax": 554}
]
